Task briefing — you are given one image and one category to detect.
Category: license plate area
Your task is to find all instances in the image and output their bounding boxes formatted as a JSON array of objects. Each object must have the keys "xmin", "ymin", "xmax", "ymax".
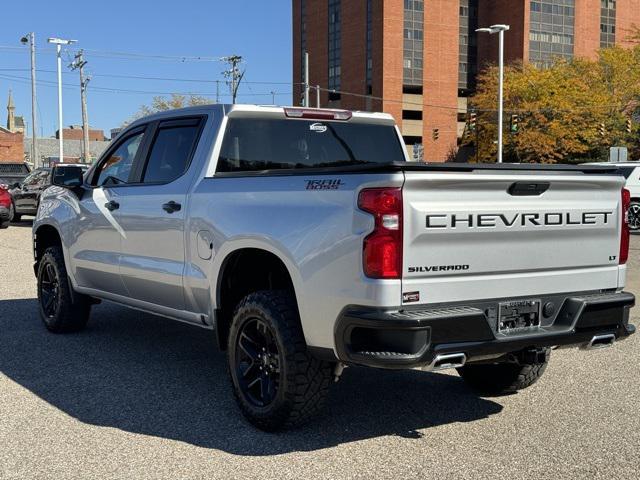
[{"xmin": 498, "ymin": 299, "xmax": 541, "ymax": 332}]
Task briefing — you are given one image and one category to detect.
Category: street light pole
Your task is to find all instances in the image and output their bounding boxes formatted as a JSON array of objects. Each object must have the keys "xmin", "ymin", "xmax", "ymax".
[
  {"xmin": 497, "ymin": 27, "xmax": 506, "ymax": 164},
  {"xmin": 476, "ymin": 24, "xmax": 510, "ymax": 163},
  {"xmin": 47, "ymin": 37, "xmax": 76, "ymax": 163},
  {"xmin": 20, "ymin": 33, "xmax": 39, "ymax": 168}
]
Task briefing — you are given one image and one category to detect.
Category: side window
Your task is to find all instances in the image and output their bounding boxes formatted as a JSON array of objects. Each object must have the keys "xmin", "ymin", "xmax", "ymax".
[
  {"xmin": 95, "ymin": 132, "xmax": 144, "ymax": 186},
  {"xmin": 141, "ymin": 122, "xmax": 201, "ymax": 184},
  {"xmin": 23, "ymin": 170, "xmax": 49, "ymax": 187}
]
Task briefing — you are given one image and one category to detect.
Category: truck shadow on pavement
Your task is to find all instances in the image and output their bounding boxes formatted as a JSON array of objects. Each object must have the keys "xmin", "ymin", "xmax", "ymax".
[{"xmin": 0, "ymin": 298, "xmax": 503, "ymax": 454}]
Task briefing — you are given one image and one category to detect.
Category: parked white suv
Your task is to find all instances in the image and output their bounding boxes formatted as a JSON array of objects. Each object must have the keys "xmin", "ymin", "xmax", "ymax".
[{"xmin": 588, "ymin": 162, "xmax": 640, "ymax": 231}]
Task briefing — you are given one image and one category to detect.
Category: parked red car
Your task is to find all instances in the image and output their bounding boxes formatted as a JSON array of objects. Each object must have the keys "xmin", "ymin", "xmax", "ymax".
[{"xmin": 0, "ymin": 184, "xmax": 12, "ymax": 228}]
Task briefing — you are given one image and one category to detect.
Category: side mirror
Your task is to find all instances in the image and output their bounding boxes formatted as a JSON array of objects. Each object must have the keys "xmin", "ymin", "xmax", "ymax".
[{"xmin": 52, "ymin": 165, "xmax": 84, "ymax": 188}]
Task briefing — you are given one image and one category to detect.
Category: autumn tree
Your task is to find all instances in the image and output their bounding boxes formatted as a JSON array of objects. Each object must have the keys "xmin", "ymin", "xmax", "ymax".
[
  {"xmin": 466, "ymin": 45, "xmax": 640, "ymax": 163},
  {"xmin": 127, "ymin": 94, "xmax": 213, "ymax": 123}
]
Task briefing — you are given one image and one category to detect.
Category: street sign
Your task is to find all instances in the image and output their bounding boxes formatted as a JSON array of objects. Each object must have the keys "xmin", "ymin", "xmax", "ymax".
[{"xmin": 610, "ymin": 146, "xmax": 628, "ymax": 162}]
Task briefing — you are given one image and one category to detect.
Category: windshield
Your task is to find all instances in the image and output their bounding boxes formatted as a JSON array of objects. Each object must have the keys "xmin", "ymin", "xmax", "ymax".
[
  {"xmin": 216, "ymin": 117, "xmax": 406, "ymax": 172},
  {"xmin": 21, "ymin": 169, "xmax": 51, "ymax": 187}
]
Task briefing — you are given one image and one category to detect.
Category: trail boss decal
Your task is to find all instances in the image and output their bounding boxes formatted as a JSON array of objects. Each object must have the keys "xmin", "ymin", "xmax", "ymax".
[
  {"xmin": 425, "ymin": 211, "xmax": 614, "ymax": 229},
  {"xmin": 305, "ymin": 179, "xmax": 344, "ymax": 190}
]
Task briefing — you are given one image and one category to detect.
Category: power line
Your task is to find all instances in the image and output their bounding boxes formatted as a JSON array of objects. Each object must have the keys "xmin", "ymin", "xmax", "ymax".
[
  {"xmin": 315, "ymin": 86, "xmax": 633, "ymax": 114},
  {"xmin": 0, "ymin": 44, "xmax": 225, "ymax": 62},
  {"xmin": 0, "ymin": 72, "xmax": 291, "ymax": 98},
  {"xmin": 0, "ymin": 68, "xmax": 291, "ymax": 86}
]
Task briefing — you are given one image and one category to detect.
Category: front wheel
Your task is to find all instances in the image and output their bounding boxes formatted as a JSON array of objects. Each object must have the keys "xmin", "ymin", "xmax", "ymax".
[
  {"xmin": 10, "ymin": 203, "xmax": 21, "ymax": 223},
  {"xmin": 227, "ymin": 291, "xmax": 333, "ymax": 431},
  {"xmin": 457, "ymin": 348, "xmax": 550, "ymax": 395},
  {"xmin": 628, "ymin": 201, "xmax": 640, "ymax": 232},
  {"xmin": 37, "ymin": 246, "xmax": 91, "ymax": 333}
]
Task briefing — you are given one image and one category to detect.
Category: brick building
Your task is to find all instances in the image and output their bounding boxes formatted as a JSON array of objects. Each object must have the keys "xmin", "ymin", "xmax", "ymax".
[
  {"xmin": 293, "ymin": 0, "xmax": 640, "ymax": 162},
  {"xmin": 0, "ymin": 91, "xmax": 24, "ymax": 163},
  {"xmin": 56, "ymin": 125, "xmax": 106, "ymax": 142}
]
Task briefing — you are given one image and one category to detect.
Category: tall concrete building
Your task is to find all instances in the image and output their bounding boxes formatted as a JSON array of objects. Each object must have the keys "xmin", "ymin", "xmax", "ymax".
[{"xmin": 293, "ymin": 0, "xmax": 640, "ymax": 162}]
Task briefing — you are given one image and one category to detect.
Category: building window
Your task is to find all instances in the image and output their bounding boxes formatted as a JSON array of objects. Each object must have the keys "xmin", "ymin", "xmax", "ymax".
[
  {"xmin": 328, "ymin": 0, "xmax": 341, "ymax": 96},
  {"xmin": 403, "ymin": 0, "xmax": 424, "ymax": 87},
  {"xmin": 529, "ymin": 0, "xmax": 575, "ymax": 68},
  {"xmin": 366, "ymin": 0, "xmax": 373, "ymax": 90},
  {"xmin": 600, "ymin": 0, "xmax": 616, "ymax": 48},
  {"xmin": 459, "ymin": 0, "xmax": 478, "ymax": 92},
  {"xmin": 402, "ymin": 110, "xmax": 423, "ymax": 120}
]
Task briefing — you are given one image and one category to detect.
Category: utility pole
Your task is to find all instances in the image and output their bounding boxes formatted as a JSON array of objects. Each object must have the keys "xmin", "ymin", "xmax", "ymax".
[
  {"xmin": 303, "ymin": 51, "xmax": 310, "ymax": 107},
  {"xmin": 20, "ymin": 33, "xmax": 38, "ymax": 168},
  {"xmin": 70, "ymin": 50, "xmax": 91, "ymax": 163},
  {"xmin": 222, "ymin": 55, "xmax": 245, "ymax": 104},
  {"xmin": 48, "ymin": 37, "xmax": 77, "ymax": 163},
  {"xmin": 215, "ymin": 80, "xmax": 220, "ymax": 103},
  {"xmin": 270, "ymin": 90, "xmax": 276, "ymax": 104}
]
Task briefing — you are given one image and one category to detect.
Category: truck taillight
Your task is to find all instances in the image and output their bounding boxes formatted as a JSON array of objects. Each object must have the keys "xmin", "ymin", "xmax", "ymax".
[
  {"xmin": 620, "ymin": 188, "xmax": 630, "ymax": 265},
  {"xmin": 283, "ymin": 107, "xmax": 352, "ymax": 120},
  {"xmin": 358, "ymin": 188, "xmax": 403, "ymax": 279}
]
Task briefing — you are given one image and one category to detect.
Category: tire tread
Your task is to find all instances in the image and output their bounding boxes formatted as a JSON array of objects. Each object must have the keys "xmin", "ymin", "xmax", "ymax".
[
  {"xmin": 228, "ymin": 290, "xmax": 332, "ymax": 431},
  {"xmin": 457, "ymin": 349, "xmax": 550, "ymax": 395}
]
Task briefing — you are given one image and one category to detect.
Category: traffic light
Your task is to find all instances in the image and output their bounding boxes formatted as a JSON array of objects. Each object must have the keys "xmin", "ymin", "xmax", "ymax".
[
  {"xmin": 626, "ymin": 119, "xmax": 633, "ymax": 134},
  {"xmin": 469, "ymin": 112, "xmax": 477, "ymax": 132},
  {"xmin": 598, "ymin": 122, "xmax": 606, "ymax": 137},
  {"xmin": 510, "ymin": 114, "xmax": 519, "ymax": 133},
  {"xmin": 432, "ymin": 128, "xmax": 440, "ymax": 141}
]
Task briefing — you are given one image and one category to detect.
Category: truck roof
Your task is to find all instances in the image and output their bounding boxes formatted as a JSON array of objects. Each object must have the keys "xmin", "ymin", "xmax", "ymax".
[{"xmin": 127, "ymin": 104, "xmax": 397, "ymax": 128}]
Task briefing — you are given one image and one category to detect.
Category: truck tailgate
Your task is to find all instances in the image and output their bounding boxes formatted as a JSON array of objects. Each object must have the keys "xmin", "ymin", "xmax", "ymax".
[{"xmin": 402, "ymin": 171, "xmax": 625, "ymax": 304}]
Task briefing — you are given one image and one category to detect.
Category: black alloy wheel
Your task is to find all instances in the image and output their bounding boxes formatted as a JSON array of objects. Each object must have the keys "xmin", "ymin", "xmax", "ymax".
[
  {"xmin": 37, "ymin": 246, "xmax": 91, "ymax": 333},
  {"xmin": 628, "ymin": 202, "xmax": 640, "ymax": 231},
  {"xmin": 227, "ymin": 291, "xmax": 332, "ymax": 430},
  {"xmin": 234, "ymin": 318, "xmax": 281, "ymax": 407},
  {"xmin": 39, "ymin": 261, "xmax": 60, "ymax": 318}
]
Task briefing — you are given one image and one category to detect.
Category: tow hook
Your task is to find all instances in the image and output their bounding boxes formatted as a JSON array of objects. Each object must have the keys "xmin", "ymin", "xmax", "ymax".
[{"xmin": 519, "ymin": 348, "xmax": 548, "ymax": 364}]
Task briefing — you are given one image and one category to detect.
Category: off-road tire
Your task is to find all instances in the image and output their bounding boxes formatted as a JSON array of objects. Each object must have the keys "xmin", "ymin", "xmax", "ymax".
[
  {"xmin": 37, "ymin": 246, "xmax": 91, "ymax": 333},
  {"xmin": 227, "ymin": 290, "xmax": 333, "ymax": 431},
  {"xmin": 457, "ymin": 348, "xmax": 550, "ymax": 395}
]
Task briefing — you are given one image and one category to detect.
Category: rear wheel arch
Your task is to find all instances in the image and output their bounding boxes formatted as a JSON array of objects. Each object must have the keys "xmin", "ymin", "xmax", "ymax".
[
  {"xmin": 33, "ymin": 224, "xmax": 63, "ymax": 275},
  {"xmin": 215, "ymin": 247, "xmax": 300, "ymax": 350}
]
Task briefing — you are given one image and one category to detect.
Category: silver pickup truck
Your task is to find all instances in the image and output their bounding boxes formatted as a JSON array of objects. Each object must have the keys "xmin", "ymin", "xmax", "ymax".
[{"xmin": 34, "ymin": 104, "xmax": 635, "ymax": 431}]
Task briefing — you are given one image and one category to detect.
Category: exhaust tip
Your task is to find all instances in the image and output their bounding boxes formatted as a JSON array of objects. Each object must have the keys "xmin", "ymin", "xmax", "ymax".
[
  {"xmin": 582, "ymin": 333, "xmax": 615, "ymax": 350},
  {"xmin": 427, "ymin": 352, "xmax": 466, "ymax": 371}
]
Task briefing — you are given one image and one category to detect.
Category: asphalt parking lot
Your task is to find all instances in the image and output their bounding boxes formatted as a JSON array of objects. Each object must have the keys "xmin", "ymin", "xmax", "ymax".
[{"xmin": 1, "ymin": 221, "xmax": 639, "ymax": 480}]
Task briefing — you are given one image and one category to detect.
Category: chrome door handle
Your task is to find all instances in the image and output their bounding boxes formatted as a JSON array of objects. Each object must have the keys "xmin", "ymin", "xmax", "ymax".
[
  {"xmin": 162, "ymin": 201, "xmax": 181, "ymax": 213},
  {"xmin": 104, "ymin": 200, "xmax": 119, "ymax": 211}
]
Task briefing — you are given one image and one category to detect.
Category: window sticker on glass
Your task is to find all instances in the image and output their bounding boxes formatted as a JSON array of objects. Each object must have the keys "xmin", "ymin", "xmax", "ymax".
[{"xmin": 309, "ymin": 122, "xmax": 327, "ymax": 133}]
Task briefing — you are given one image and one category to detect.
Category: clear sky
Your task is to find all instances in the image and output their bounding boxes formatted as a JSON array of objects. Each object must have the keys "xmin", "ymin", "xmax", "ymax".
[{"xmin": 0, "ymin": 0, "xmax": 292, "ymax": 137}]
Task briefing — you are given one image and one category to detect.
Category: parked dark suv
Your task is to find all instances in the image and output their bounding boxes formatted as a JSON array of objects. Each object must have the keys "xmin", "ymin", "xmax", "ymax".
[{"xmin": 9, "ymin": 164, "xmax": 88, "ymax": 221}]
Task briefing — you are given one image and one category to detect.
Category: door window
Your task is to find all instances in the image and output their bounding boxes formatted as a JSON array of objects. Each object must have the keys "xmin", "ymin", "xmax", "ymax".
[
  {"xmin": 95, "ymin": 132, "xmax": 144, "ymax": 186},
  {"xmin": 141, "ymin": 122, "xmax": 201, "ymax": 184}
]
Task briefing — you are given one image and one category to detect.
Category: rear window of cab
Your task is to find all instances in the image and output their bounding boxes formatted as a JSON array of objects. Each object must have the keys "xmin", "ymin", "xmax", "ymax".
[{"xmin": 216, "ymin": 117, "xmax": 406, "ymax": 173}]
